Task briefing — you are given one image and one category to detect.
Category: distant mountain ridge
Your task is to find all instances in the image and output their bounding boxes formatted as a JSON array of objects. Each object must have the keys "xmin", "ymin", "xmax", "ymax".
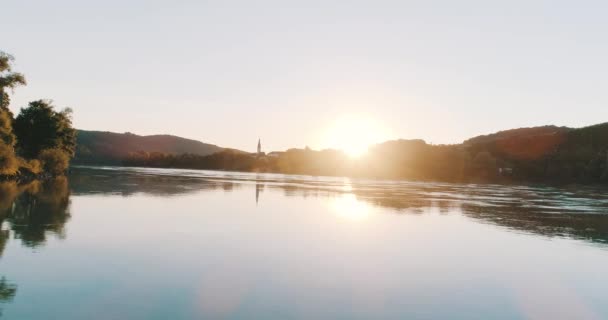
[
  {"xmin": 74, "ymin": 130, "xmax": 225, "ymax": 164},
  {"xmin": 464, "ymin": 125, "xmax": 572, "ymax": 146},
  {"xmin": 74, "ymin": 122, "xmax": 608, "ymax": 183}
]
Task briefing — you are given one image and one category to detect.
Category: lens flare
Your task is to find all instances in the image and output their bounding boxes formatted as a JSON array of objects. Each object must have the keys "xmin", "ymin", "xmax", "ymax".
[{"xmin": 323, "ymin": 115, "xmax": 391, "ymax": 157}]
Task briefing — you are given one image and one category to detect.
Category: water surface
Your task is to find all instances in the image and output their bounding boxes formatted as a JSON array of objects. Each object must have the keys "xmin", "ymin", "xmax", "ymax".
[{"xmin": 1, "ymin": 166, "xmax": 608, "ymax": 319}]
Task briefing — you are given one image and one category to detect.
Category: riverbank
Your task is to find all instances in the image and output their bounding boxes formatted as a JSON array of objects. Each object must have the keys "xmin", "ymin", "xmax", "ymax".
[{"xmin": 0, "ymin": 171, "xmax": 57, "ymax": 184}]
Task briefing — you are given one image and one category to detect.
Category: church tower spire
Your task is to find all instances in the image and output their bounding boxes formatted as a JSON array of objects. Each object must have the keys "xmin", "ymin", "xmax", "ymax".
[{"xmin": 257, "ymin": 138, "xmax": 262, "ymax": 156}]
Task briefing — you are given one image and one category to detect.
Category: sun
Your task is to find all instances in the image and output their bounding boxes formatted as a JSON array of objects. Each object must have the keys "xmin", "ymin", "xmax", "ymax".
[{"xmin": 324, "ymin": 115, "xmax": 390, "ymax": 157}]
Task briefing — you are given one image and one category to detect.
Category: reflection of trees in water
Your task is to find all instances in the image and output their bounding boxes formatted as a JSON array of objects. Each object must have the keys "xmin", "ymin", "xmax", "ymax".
[
  {"xmin": 446, "ymin": 184, "xmax": 608, "ymax": 244},
  {"xmin": 0, "ymin": 278, "xmax": 16, "ymax": 302},
  {"xmin": 273, "ymin": 181, "xmax": 608, "ymax": 245},
  {"xmin": 0, "ymin": 230, "xmax": 7, "ymax": 262},
  {"xmin": 68, "ymin": 166, "xmax": 608, "ymax": 247},
  {"xmin": 6, "ymin": 178, "xmax": 71, "ymax": 248},
  {"xmin": 0, "ymin": 178, "xmax": 72, "ymax": 317},
  {"xmin": 70, "ymin": 166, "xmax": 608, "ymax": 245},
  {"xmin": 461, "ymin": 202, "xmax": 608, "ymax": 244},
  {"xmin": 0, "ymin": 183, "xmax": 15, "ymax": 258},
  {"xmin": 0, "ymin": 185, "xmax": 14, "ymax": 317},
  {"xmin": 0, "ymin": 177, "xmax": 72, "ymax": 316},
  {"xmin": 275, "ymin": 183, "xmax": 451, "ymax": 214},
  {"xmin": 0, "ymin": 277, "xmax": 17, "ymax": 317},
  {"xmin": 69, "ymin": 167, "xmax": 238, "ymax": 197}
]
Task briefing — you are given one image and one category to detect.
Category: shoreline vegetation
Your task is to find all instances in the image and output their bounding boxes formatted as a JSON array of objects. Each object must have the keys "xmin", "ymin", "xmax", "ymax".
[
  {"xmin": 73, "ymin": 121, "xmax": 608, "ymax": 185},
  {"xmin": 0, "ymin": 52, "xmax": 76, "ymax": 182}
]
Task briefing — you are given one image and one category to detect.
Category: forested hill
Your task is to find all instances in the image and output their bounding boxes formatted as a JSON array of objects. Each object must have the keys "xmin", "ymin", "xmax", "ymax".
[
  {"xmin": 73, "ymin": 130, "xmax": 224, "ymax": 164},
  {"xmin": 458, "ymin": 122, "xmax": 608, "ymax": 182},
  {"xmin": 75, "ymin": 123, "xmax": 608, "ymax": 183},
  {"xmin": 463, "ymin": 125, "xmax": 571, "ymax": 146}
]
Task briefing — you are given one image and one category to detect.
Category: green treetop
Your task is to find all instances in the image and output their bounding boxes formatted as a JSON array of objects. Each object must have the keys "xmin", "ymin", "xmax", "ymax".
[{"xmin": 14, "ymin": 100, "xmax": 77, "ymax": 159}]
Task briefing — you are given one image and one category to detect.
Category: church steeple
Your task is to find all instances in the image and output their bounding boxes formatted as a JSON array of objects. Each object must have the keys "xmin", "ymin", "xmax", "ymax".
[{"xmin": 257, "ymin": 138, "xmax": 262, "ymax": 156}]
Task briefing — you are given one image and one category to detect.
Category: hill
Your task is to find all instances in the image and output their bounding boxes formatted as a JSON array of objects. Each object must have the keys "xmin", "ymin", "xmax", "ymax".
[
  {"xmin": 463, "ymin": 125, "xmax": 572, "ymax": 161},
  {"xmin": 73, "ymin": 130, "xmax": 225, "ymax": 164},
  {"xmin": 462, "ymin": 123, "xmax": 608, "ymax": 182},
  {"xmin": 73, "ymin": 123, "xmax": 608, "ymax": 183},
  {"xmin": 464, "ymin": 125, "xmax": 571, "ymax": 146}
]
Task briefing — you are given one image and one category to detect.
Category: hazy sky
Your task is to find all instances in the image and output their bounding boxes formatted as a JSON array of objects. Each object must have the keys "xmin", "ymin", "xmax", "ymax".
[{"xmin": 3, "ymin": 0, "xmax": 607, "ymax": 152}]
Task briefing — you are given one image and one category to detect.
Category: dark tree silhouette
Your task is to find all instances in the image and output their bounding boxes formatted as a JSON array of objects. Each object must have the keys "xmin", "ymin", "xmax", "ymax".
[{"xmin": 13, "ymin": 100, "xmax": 76, "ymax": 160}]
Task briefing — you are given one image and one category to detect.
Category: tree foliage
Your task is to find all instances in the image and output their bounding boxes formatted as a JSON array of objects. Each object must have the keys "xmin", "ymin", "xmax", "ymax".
[
  {"xmin": 0, "ymin": 51, "xmax": 26, "ymax": 150},
  {"xmin": 0, "ymin": 51, "xmax": 26, "ymax": 111},
  {"xmin": 118, "ymin": 124, "xmax": 608, "ymax": 184},
  {"xmin": 39, "ymin": 149, "xmax": 70, "ymax": 176},
  {"xmin": 14, "ymin": 100, "xmax": 76, "ymax": 159},
  {"xmin": 0, "ymin": 142, "xmax": 18, "ymax": 176},
  {"xmin": 0, "ymin": 52, "xmax": 76, "ymax": 177},
  {"xmin": 0, "ymin": 109, "xmax": 15, "ymax": 149}
]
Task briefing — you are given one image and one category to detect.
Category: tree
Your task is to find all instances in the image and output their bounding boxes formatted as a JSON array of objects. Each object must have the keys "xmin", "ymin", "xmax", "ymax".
[
  {"xmin": 0, "ymin": 143, "xmax": 18, "ymax": 175},
  {"xmin": 0, "ymin": 109, "xmax": 15, "ymax": 150},
  {"xmin": 0, "ymin": 52, "xmax": 26, "ymax": 148},
  {"xmin": 0, "ymin": 52, "xmax": 26, "ymax": 112},
  {"xmin": 39, "ymin": 149, "xmax": 70, "ymax": 175},
  {"xmin": 13, "ymin": 100, "xmax": 76, "ymax": 159}
]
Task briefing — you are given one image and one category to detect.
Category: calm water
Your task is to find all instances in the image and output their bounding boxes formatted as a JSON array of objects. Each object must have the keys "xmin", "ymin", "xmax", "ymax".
[{"xmin": 1, "ymin": 166, "xmax": 608, "ymax": 319}]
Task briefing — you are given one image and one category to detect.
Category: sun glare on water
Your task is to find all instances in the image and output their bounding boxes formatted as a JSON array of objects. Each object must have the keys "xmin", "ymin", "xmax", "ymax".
[
  {"xmin": 330, "ymin": 193, "xmax": 371, "ymax": 221},
  {"xmin": 324, "ymin": 115, "xmax": 390, "ymax": 157}
]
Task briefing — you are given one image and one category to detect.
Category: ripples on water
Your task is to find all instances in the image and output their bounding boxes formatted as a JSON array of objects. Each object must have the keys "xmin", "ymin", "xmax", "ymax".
[
  {"xmin": 71, "ymin": 166, "xmax": 608, "ymax": 245},
  {"xmin": 0, "ymin": 166, "xmax": 607, "ymax": 319}
]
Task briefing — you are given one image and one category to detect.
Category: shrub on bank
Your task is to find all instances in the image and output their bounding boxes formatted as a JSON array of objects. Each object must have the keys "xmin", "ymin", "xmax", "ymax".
[
  {"xmin": 39, "ymin": 149, "xmax": 70, "ymax": 176},
  {"xmin": 17, "ymin": 158, "xmax": 42, "ymax": 176},
  {"xmin": 0, "ymin": 143, "xmax": 18, "ymax": 176}
]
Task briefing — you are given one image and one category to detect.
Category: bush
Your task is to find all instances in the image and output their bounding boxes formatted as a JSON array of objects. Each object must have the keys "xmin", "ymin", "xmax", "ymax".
[
  {"xmin": 17, "ymin": 157, "xmax": 42, "ymax": 175},
  {"xmin": 0, "ymin": 142, "xmax": 18, "ymax": 176},
  {"xmin": 39, "ymin": 149, "xmax": 69, "ymax": 176},
  {"xmin": 27, "ymin": 159, "xmax": 42, "ymax": 174},
  {"xmin": 0, "ymin": 110, "xmax": 16, "ymax": 148}
]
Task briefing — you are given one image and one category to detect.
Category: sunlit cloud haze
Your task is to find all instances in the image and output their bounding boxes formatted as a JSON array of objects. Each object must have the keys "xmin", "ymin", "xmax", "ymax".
[{"xmin": 3, "ymin": 0, "xmax": 608, "ymax": 152}]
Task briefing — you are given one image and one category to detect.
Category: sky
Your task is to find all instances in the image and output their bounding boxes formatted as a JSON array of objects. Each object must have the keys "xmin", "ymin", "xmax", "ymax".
[{"xmin": 2, "ymin": 0, "xmax": 608, "ymax": 152}]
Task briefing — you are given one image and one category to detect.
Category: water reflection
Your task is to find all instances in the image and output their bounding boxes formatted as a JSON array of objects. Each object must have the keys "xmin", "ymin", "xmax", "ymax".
[
  {"xmin": 69, "ymin": 167, "xmax": 237, "ymax": 196},
  {"xmin": 0, "ymin": 167, "xmax": 607, "ymax": 318},
  {"xmin": 0, "ymin": 231, "xmax": 6, "ymax": 259},
  {"xmin": 0, "ymin": 277, "xmax": 16, "ymax": 318},
  {"xmin": 0, "ymin": 178, "xmax": 70, "ymax": 257},
  {"xmin": 66, "ymin": 167, "xmax": 608, "ymax": 246},
  {"xmin": 330, "ymin": 193, "xmax": 371, "ymax": 221},
  {"xmin": 280, "ymin": 181, "xmax": 608, "ymax": 245},
  {"xmin": 0, "ymin": 185, "xmax": 12, "ymax": 318},
  {"xmin": 0, "ymin": 178, "xmax": 71, "ymax": 248},
  {"xmin": 2, "ymin": 167, "xmax": 607, "ymax": 257},
  {"xmin": 0, "ymin": 178, "xmax": 71, "ymax": 317},
  {"xmin": 255, "ymin": 180, "xmax": 264, "ymax": 205}
]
